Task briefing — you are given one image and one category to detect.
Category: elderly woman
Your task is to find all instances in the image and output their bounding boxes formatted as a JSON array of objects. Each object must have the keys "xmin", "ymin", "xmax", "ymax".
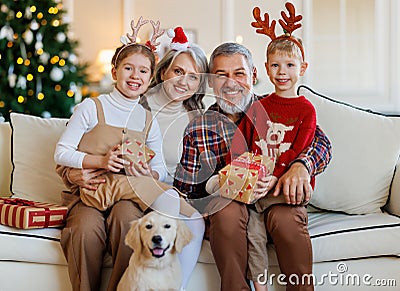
[{"xmin": 63, "ymin": 28, "xmax": 209, "ymax": 290}]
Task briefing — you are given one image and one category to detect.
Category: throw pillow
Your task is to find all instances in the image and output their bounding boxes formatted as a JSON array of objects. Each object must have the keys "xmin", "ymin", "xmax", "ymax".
[
  {"xmin": 10, "ymin": 113, "xmax": 68, "ymax": 204},
  {"xmin": 298, "ymin": 85, "xmax": 400, "ymax": 214},
  {"xmin": 0, "ymin": 122, "xmax": 12, "ymax": 197}
]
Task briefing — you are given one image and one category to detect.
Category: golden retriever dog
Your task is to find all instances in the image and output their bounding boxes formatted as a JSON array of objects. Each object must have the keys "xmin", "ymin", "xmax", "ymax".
[{"xmin": 117, "ymin": 211, "xmax": 193, "ymax": 291}]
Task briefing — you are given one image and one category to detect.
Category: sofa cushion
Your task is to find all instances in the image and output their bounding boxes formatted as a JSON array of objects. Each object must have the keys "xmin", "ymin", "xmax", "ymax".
[
  {"xmin": 308, "ymin": 212, "xmax": 400, "ymax": 263},
  {"xmin": 0, "ymin": 224, "xmax": 66, "ymax": 265},
  {"xmin": 0, "ymin": 223, "xmax": 114, "ymax": 268},
  {"xmin": 298, "ymin": 85, "xmax": 400, "ymax": 214},
  {"xmin": 10, "ymin": 113, "xmax": 68, "ymax": 205}
]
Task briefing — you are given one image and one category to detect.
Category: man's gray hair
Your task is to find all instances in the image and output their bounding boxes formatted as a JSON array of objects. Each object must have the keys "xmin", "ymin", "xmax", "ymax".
[{"xmin": 209, "ymin": 42, "xmax": 255, "ymax": 73}]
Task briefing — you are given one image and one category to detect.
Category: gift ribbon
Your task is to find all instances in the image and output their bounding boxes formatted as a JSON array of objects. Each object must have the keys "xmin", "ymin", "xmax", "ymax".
[
  {"xmin": 44, "ymin": 207, "xmax": 50, "ymax": 228},
  {"xmin": 2, "ymin": 198, "xmax": 35, "ymax": 206},
  {"xmin": 231, "ymin": 157, "xmax": 267, "ymax": 177}
]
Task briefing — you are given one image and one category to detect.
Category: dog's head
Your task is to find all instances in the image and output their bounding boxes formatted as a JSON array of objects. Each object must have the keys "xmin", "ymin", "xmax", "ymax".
[{"xmin": 125, "ymin": 211, "xmax": 193, "ymax": 261}]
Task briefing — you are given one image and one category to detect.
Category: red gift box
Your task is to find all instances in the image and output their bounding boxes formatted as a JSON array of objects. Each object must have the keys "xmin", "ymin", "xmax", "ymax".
[{"xmin": 0, "ymin": 198, "xmax": 68, "ymax": 229}]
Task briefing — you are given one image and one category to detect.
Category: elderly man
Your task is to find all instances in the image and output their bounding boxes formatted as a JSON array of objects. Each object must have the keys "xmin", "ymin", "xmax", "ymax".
[{"xmin": 174, "ymin": 42, "xmax": 331, "ymax": 291}]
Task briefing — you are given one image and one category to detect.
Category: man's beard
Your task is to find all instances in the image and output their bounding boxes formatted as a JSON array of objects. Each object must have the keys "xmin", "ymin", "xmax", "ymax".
[{"xmin": 216, "ymin": 92, "xmax": 253, "ymax": 115}]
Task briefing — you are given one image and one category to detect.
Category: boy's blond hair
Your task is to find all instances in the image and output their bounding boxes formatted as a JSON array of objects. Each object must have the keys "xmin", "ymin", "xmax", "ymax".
[{"xmin": 267, "ymin": 37, "xmax": 304, "ymax": 61}]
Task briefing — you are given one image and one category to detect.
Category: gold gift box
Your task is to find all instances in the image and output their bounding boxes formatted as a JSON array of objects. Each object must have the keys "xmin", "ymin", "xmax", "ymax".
[
  {"xmin": 219, "ymin": 152, "xmax": 275, "ymax": 204},
  {"xmin": 122, "ymin": 138, "xmax": 155, "ymax": 166}
]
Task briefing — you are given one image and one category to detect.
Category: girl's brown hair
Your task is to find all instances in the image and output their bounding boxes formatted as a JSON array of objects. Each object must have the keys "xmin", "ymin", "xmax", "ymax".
[{"xmin": 111, "ymin": 44, "xmax": 156, "ymax": 73}]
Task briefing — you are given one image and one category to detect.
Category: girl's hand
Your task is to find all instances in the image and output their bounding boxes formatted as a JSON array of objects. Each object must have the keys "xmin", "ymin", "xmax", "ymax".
[
  {"xmin": 102, "ymin": 144, "xmax": 129, "ymax": 172},
  {"xmin": 253, "ymin": 175, "xmax": 278, "ymax": 200},
  {"xmin": 126, "ymin": 161, "xmax": 159, "ymax": 179}
]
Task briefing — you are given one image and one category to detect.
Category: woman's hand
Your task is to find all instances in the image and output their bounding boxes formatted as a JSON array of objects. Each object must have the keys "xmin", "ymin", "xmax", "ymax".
[
  {"xmin": 253, "ymin": 175, "xmax": 278, "ymax": 200},
  {"xmin": 67, "ymin": 168, "xmax": 107, "ymax": 190}
]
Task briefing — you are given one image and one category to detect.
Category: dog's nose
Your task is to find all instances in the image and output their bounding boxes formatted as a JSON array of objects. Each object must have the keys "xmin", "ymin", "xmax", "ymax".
[{"xmin": 152, "ymin": 235, "xmax": 162, "ymax": 244}]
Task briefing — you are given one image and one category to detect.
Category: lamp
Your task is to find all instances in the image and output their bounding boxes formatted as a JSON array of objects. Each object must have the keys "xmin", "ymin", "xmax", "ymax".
[{"xmin": 96, "ymin": 49, "xmax": 114, "ymax": 89}]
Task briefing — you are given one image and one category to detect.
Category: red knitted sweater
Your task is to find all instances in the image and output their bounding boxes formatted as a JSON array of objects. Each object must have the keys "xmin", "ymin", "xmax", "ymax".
[{"xmin": 230, "ymin": 93, "xmax": 317, "ymax": 187}]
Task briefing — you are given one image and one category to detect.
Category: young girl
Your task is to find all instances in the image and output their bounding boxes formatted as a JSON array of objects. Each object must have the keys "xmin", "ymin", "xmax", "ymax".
[{"xmin": 54, "ymin": 18, "xmax": 192, "ymax": 217}]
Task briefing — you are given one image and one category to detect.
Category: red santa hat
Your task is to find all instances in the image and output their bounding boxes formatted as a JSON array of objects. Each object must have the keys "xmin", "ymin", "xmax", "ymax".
[{"xmin": 167, "ymin": 26, "xmax": 189, "ymax": 51}]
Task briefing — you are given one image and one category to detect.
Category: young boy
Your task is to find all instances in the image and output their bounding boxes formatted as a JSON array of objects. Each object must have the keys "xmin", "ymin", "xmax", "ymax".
[{"xmin": 229, "ymin": 3, "xmax": 316, "ymax": 290}]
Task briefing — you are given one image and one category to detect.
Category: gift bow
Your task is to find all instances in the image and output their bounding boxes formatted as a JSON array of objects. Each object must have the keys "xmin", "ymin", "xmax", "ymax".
[{"xmin": 2, "ymin": 198, "xmax": 35, "ymax": 206}]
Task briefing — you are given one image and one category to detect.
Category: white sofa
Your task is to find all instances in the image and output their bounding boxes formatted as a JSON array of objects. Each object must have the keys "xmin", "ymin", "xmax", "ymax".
[{"xmin": 1, "ymin": 85, "xmax": 400, "ymax": 291}]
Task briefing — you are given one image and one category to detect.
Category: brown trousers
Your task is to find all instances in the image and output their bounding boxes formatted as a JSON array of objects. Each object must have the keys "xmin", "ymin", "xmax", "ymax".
[
  {"xmin": 60, "ymin": 200, "xmax": 143, "ymax": 291},
  {"xmin": 209, "ymin": 200, "xmax": 313, "ymax": 291}
]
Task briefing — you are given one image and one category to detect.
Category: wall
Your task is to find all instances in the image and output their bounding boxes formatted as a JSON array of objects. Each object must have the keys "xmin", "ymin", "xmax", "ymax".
[{"xmin": 65, "ymin": 0, "xmax": 289, "ymax": 94}]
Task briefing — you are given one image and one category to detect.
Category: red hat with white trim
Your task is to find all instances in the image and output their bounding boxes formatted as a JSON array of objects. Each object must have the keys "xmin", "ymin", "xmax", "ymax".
[{"xmin": 167, "ymin": 26, "xmax": 189, "ymax": 51}]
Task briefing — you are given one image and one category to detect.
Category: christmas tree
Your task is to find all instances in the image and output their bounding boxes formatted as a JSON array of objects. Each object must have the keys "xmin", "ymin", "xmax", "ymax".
[{"xmin": 0, "ymin": 0, "xmax": 89, "ymax": 121}]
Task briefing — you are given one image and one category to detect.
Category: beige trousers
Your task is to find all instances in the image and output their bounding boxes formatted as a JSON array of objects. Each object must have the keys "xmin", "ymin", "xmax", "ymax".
[{"xmin": 60, "ymin": 200, "xmax": 143, "ymax": 291}]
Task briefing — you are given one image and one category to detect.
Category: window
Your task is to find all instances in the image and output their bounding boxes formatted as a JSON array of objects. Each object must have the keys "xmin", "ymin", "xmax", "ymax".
[{"xmin": 302, "ymin": 0, "xmax": 399, "ymax": 113}]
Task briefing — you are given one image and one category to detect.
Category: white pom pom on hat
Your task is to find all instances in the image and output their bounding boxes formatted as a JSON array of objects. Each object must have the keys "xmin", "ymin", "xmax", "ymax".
[{"xmin": 167, "ymin": 26, "xmax": 189, "ymax": 51}]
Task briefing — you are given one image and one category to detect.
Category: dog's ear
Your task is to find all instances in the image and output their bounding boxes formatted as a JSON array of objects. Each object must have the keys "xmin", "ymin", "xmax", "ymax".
[
  {"xmin": 174, "ymin": 220, "xmax": 193, "ymax": 253},
  {"xmin": 125, "ymin": 219, "xmax": 142, "ymax": 253}
]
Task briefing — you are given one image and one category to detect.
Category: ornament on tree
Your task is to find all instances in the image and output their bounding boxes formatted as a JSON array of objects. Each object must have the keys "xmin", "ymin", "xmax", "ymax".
[
  {"xmin": 36, "ymin": 77, "xmax": 42, "ymax": 97},
  {"xmin": 0, "ymin": 25, "xmax": 14, "ymax": 41},
  {"xmin": 7, "ymin": 64, "xmax": 16, "ymax": 88},
  {"xmin": 25, "ymin": 6, "xmax": 32, "ymax": 19},
  {"xmin": 41, "ymin": 111, "xmax": 52, "ymax": 118},
  {"xmin": 70, "ymin": 82, "xmax": 82, "ymax": 103},
  {"xmin": 22, "ymin": 29, "xmax": 34, "ymax": 44},
  {"xmin": 50, "ymin": 67, "xmax": 64, "ymax": 82},
  {"xmin": 1, "ymin": 4, "xmax": 9, "ymax": 13},
  {"xmin": 56, "ymin": 32, "xmax": 66, "ymax": 43},
  {"xmin": 68, "ymin": 53, "xmax": 78, "ymax": 65},
  {"xmin": 35, "ymin": 32, "xmax": 43, "ymax": 50},
  {"xmin": 8, "ymin": 73, "xmax": 17, "ymax": 88},
  {"xmin": 30, "ymin": 19, "xmax": 39, "ymax": 31},
  {"xmin": 16, "ymin": 76, "xmax": 27, "ymax": 90},
  {"xmin": 60, "ymin": 51, "xmax": 69, "ymax": 59},
  {"xmin": 20, "ymin": 42, "xmax": 27, "ymax": 59},
  {"xmin": 39, "ymin": 52, "xmax": 50, "ymax": 64}
]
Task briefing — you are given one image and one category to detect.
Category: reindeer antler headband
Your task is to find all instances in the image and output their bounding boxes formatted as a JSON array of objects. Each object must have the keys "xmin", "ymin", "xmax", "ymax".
[
  {"xmin": 251, "ymin": 2, "xmax": 305, "ymax": 60},
  {"xmin": 113, "ymin": 16, "xmax": 165, "ymax": 67}
]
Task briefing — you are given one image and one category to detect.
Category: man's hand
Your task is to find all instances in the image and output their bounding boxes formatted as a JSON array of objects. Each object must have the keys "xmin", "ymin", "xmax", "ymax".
[
  {"xmin": 271, "ymin": 162, "xmax": 312, "ymax": 204},
  {"xmin": 67, "ymin": 168, "xmax": 107, "ymax": 190}
]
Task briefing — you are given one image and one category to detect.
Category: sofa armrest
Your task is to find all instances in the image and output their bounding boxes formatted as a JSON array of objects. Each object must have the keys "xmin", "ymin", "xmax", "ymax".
[{"xmin": 385, "ymin": 157, "xmax": 400, "ymax": 215}]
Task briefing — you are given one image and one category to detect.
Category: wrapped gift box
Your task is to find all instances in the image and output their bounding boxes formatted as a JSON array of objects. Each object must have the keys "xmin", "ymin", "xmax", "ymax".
[
  {"xmin": 122, "ymin": 138, "xmax": 155, "ymax": 166},
  {"xmin": 0, "ymin": 198, "xmax": 68, "ymax": 229},
  {"xmin": 219, "ymin": 152, "xmax": 275, "ymax": 204}
]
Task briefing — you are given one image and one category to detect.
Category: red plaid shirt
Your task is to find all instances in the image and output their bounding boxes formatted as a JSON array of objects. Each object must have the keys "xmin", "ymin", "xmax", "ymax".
[{"xmin": 173, "ymin": 94, "xmax": 332, "ymax": 199}]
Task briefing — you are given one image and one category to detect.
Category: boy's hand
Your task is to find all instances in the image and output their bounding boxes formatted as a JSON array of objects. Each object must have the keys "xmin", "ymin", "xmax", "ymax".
[
  {"xmin": 253, "ymin": 175, "xmax": 278, "ymax": 200},
  {"xmin": 205, "ymin": 175, "xmax": 220, "ymax": 194}
]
